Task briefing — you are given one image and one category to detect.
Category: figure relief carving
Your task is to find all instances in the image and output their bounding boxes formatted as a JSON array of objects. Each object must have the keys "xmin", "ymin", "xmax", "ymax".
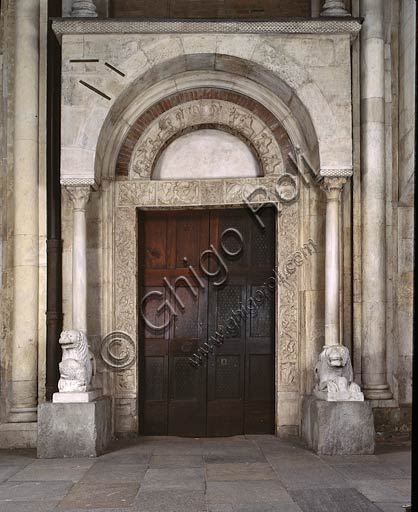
[
  {"xmin": 158, "ymin": 181, "xmax": 200, "ymax": 205},
  {"xmin": 130, "ymin": 100, "xmax": 284, "ymax": 180},
  {"xmin": 58, "ymin": 330, "xmax": 93, "ymax": 393}
]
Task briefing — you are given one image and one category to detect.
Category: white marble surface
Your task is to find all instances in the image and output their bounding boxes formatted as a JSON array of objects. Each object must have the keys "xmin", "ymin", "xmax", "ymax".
[{"xmin": 53, "ymin": 390, "xmax": 101, "ymax": 403}]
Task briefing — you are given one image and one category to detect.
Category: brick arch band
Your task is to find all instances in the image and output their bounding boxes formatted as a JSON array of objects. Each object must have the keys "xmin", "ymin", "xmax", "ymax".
[{"xmin": 116, "ymin": 88, "xmax": 295, "ymax": 178}]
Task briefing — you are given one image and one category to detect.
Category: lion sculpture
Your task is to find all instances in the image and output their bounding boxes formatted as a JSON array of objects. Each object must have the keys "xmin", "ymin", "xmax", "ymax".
[
  {"xmin": 58, "ymin": 330, "xmax": 92, "ymax": 393},
  {"xmin": 314, "ymin": 345, "xmax": 363, "ymax": 401}
]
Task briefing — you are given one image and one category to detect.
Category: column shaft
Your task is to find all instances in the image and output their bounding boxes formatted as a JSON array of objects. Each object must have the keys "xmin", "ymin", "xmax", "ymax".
[
  {"xmin": 360, "ymin": 0, "xmax": 392, "ymax": 399},
  {"xmin": 323, "ymin": 178, "xmax": 346, "ymax": 347},
  {"xmin": 66, "ymin": 187, "xmax": 90, "ymax": 333},
  {"xmin": 9, "ymin": 0, "xmax": 40, "ymax": 423}
]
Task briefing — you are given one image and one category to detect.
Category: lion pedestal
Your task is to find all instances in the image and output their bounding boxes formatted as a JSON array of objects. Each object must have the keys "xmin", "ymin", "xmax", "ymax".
[
  {"xmin": 37, "ymin": 398, "xmax": 112, "ymax": 458},
  {"xmin": 37, "ymin": 330, "xmax": 111, "ymax": 458},
  {"xmin": 302, "ymin": 345, "xmax": 375, "ymax": 455}
]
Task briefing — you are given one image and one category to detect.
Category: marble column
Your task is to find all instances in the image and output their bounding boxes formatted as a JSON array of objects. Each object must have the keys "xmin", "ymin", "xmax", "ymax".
[
  {"xmin": 320, "ymin": 0, "xmax": 350, "ymax": 16},
  {"xmin": 360, "ymin": 0, "xmax": 392, "ymax": 399},
  {"xmin": 322, "ymin": 177, "xmax": 347, "ymax": 347},
  {"xmin": 9, "ymin": 0, "xmax": 40, "ymax": 423},
  {"xmin": 71, "ymin": 0, "xmax": 98, "ymax": 17},
  {"xmin": 66, "ymin": 186, "xmax": 91, "ymax": 333}
]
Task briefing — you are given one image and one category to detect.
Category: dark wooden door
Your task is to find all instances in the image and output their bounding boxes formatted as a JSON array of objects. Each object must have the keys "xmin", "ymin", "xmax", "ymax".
[{"xmin": 139, "ymin": 208, "xmax": 275, "ymax": 436}]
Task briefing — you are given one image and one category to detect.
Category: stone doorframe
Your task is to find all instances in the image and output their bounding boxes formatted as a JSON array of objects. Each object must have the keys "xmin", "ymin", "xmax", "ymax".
[{"xmin": 106, "ymin": 178, "xmax": 301, "ymax": 435}]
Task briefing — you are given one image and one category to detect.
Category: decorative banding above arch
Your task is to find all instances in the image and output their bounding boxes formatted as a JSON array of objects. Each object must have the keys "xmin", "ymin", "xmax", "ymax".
[{"xmin": 116, "ymin": 88, "xmax": 295, "ymax": 179}]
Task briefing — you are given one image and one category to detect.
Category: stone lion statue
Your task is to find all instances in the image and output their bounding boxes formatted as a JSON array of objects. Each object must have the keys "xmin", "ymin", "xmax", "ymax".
[
  {"xmin": 314, "ymin": 345, "xmax": 363, "ymax": 401},
  {"xmin": 58, "ymin": 330, "xmax": 92, "ymax": 393}
]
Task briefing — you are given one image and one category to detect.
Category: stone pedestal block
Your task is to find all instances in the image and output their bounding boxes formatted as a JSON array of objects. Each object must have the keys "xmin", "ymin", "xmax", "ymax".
[
  {"xmin": 302, "ymin": 395, "xmax": 375, "ymax": 455},
  {"xmin": 37, "ymin": 397, "xmax": 112, "ymax": 458}
]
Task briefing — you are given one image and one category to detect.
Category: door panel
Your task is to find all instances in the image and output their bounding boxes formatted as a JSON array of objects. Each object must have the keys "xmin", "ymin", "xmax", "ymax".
[{"xmin": 139, "ymin": 208, "xmax": 275, "ymax": 436}]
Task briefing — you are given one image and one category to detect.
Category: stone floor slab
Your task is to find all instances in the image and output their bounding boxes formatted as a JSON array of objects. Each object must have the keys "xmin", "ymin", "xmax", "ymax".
[
  {"xmin": 331, "ymin": 462, "xmax": 407, "ymax": 481},
  {"xmin": 149, "ymin": 455, "xmax": 203, "ymax": 467},
  {"xmin": 206, "ymin": 462, "xmax": 277, "ymax": 481},
  {"xmin": 140, "ymin": 468, "xmax": 205, "ymax": 491},
  {"xmin": 80, "ymin": 462, "xmax": 147, "ymax": 483},
  {"xmin": 0, "ymin": 501, "xmax": 61, "ymax": 511},
  {"xmin": 209, "ymin": 504, "xmax": 303, "ymax": 512},
  {"xmin": 57, "ymin": 482, "xmax": 140, "ymax": 509},
  {"xmin": 289, "ymin": 487, "xmax": 383, "ymax": 512},
  {"xmin": 0, "ymin": 451, "xmax": 36, "ymax": 467},
  {"xmin": 269, "ymin": 459, "xmax": 349, "ymax": 490},
  {"xmin": 0, "ymin": 465, "xmax": 21, "ymax": 482},
  {"xmin": 0, "ymin": 481, "xmax": 73, "ymax": 502},
  {"xmin": 375, "ymin": 503, "xmax": 411, "ymax": 512},
  {"xmin": 207, "ymin": 480, "xmax": 293, "ymax": 505},
  {"xmin": 136, "ymin": 489, "xmax": 207, "ymax": 512},
  {"xmin": 350, "ymin": 480, "xmax": 411, "ymax": 503},
  {"xmin": 9, "ymin": 459, "xmax": 94, "ymax": 483}
]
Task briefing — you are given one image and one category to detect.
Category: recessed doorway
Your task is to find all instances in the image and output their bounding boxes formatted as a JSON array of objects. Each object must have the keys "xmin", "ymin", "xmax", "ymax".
[{"xmin": 138, "ymin": 207, "xmax": 275, "ymax": 436}]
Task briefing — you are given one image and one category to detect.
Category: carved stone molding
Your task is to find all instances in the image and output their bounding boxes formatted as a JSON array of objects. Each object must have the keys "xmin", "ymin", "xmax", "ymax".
[
  {"xmin": 117, "ymin": 177, "xmax": 299, "ymax": 208},
  {"xmin": 277, "ymin": 203, "xmax": 299, "ymax": 391},
  {"xmin": 129, "ymin": 100, "xmax": 284, "ymax": 180},
  {"xmin": 65, "ymin": 185, "xmax": 91, "ymax": 211},
  {"xmin": 320, "ymin": 168, "xmax": 353, "ymax": 177},
  {"xmin": 52, "ymin": 19, "xmax": 362, "ymax": 41}
]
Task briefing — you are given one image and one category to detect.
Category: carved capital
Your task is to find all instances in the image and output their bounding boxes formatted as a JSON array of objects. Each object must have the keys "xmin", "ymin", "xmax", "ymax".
[
  {"xmin": 321, "ymin": 177, "xmax": 347, "ymax": 201},
  {"xmin": 66, "ymin": 185, "xmax": 91, "ymax": 211}
]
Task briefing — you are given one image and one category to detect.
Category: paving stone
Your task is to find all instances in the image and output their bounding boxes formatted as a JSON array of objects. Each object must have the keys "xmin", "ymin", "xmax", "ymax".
[
  {"xmin": 351, "ymin": 479, "xmax": 411, "ymax": 503},
  {"xmin": 376, "ymin": 450, "xmax": 411, "ymax": 476},
  {"xmin": 0, "ymin": 451, "xmax": 36, "ymax": 467},
  {"xmin": 140, "ymin": 468, "xmax": 205, "ymax": 491},
  {"xmin": 0, "ymin": 481, "xmax": 73, "ymax": 502},
  {"xmin": 149, "ymin": 455, "xmax": 203, "ymax": 467},
  {"xmin": 209, "ymin": 504, "xmax": 303, "ymax": 512},
  {"xmin": 80, "ymin": 462, "xmax": 147, "ymax": 483},
  {"xmin": 375, "ymin": 503, "xmax": 411, "ymax": 512},
  {"xmin": 9, "ymin": 459, "xmax": 94, "ymax": 482},
  {"xmin": 136, "ymin": 489, "xmax": 207, "ymax": 511},
  {"xmin": 268, "ymin": 458, "xmax": 349, "ymax": 489},
  {"xmin": 152, "ymin": 440, "xmax": 203, "ymax": 455},
  {"xmin": 331, "ymin": 462, "xmax": 408, "ymax": 481},
  {"xmin": 207, "ymin": 480, "xmax": 294, "ymax": 506},
  {"xmin": 0, "ymin": 501, "xmax": 61, "ymax": 511},
  {"xmin": 289, "ymin": 487, "xmax": 382, "ymax": 512},
  {"xmin": 0, "ymin": 465, "xmax": 21, "ymax": 482},
  {"xmin": 204, "ymin": 452, "xmax": 267, "ymax": 464},
  {"xmin": 320, "ymin": 455, "xmax": 380, "ymax": 464},
  {"xmin": 57, "ymin": 482, "xmax": 140, "ymax": 509},
  {"xmin": 206, "ymin": 462, "xmax": 277, "ymax": 481}
]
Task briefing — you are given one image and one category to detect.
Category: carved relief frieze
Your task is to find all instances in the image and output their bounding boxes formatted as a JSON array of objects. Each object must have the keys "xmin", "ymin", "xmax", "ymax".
[
  {"xmin": 129, "ymin": 100, "xmax": 285, "ymax": 180},
  {"xmin": 277, "ymin": 202, "xmax": 299, "ymax": 391},
  {"xmin": 116, "ymin": 177, "xmax": 296, "ymax": 208},
  {"xmin": 114, "ymin": 208, "xmax": 136, "ymax": 338}
]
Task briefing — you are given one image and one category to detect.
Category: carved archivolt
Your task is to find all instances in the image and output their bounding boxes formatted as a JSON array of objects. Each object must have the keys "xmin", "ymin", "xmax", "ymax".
[{"xmin": 129, "ymin": 100, "xmax": 285, "ymax": 180}]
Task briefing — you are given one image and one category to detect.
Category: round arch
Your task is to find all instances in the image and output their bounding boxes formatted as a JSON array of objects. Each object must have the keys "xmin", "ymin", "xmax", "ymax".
[{"xmin": 95, "ymin": 54, "xmax": 321, "ymax": 182}]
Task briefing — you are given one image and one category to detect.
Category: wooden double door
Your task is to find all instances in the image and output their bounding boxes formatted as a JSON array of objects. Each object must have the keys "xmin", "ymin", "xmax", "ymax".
[{"xmin": 139, "ymin": 207, "xmax": 275, "ymax": 437}]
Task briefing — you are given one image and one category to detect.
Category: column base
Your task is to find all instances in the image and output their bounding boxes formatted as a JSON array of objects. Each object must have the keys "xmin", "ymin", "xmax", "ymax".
[
  {"xmin": 302, "ymin": 395, "xmax": 375, "ymax": 455},
  {"xmin": 363, "ymin": 386, "xmax": 393, "ymax": 400},
  {"xmin": 37, "ymin": 397, "xmax": 112, "ymax": 458},
  {"xmin": 8, "ymin": 407, "xmax": 37, "ymax": 423}
]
